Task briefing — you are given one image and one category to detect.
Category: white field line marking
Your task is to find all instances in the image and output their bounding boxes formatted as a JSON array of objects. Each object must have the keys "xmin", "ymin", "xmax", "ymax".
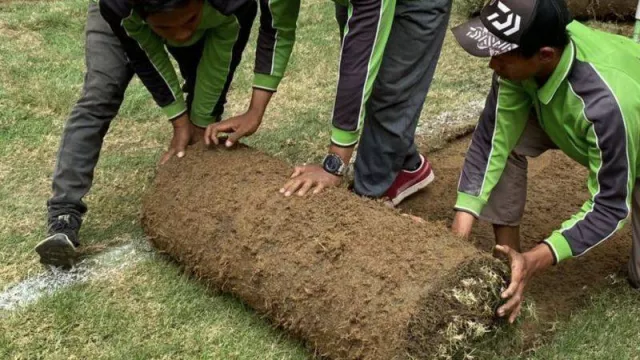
[{"xmin": 0, "ymin": 243, "xmax": 150, "ymax": 313}]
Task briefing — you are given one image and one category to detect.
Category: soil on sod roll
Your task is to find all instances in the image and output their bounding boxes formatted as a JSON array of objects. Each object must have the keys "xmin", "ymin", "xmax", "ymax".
[
  {"xmin": 457, "ymin": 0, "xmax": 638, "ymax": 20},
  {"xmin": 141, "ymin": 143, "xmax": 509, "ymax": 360},
  {"xmin": 400, "ymin": 137, "xmax": 632, "ymax": 351}
]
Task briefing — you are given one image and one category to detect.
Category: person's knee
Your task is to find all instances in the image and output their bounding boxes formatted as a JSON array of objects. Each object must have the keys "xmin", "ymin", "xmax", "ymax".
[{"xmin": 76, "ymin": 75, "xmax": 127, "ymax": 116}]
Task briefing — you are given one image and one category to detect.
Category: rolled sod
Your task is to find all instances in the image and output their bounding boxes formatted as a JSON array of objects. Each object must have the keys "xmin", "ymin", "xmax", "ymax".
[
  {"xmin": 457, "ymin": 0, "xmax": 637, "ymax": 19},
  {"xmin": 566, "ymin": 0, "xmax": 638, "ymax": 19},
  {"xmin": 141, "ymin": 144, "xmax": 508, "ymax": 359}
]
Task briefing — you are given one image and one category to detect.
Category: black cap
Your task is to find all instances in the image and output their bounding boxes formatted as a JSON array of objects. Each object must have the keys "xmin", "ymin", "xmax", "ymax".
[{"xmin": 452, "ymin": 0, "xmax": 572, "ymax": 57}]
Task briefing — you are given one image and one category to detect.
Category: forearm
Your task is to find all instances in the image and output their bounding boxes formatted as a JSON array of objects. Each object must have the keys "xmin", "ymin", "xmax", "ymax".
[
  {"xmin": 328, "ymin": 144, "xmax": 355, "ymax": 165},
  {"xmin": 455, "ymin": 76, "xmax": 530, "ymax": 215},
  {"xmin": 246, "ymin": 88, "xmax": 273, "ymax": 118},
  {"xmin": 525, "ymin": 243, "xmax": 554, "ymax": 271},
  {"xmin": 452, "ymin": 211, "xmax": 476, "ymax": 239},
  {"xmin": 545, "ymin": 122, "xmax": 632, "ymax": 264}
]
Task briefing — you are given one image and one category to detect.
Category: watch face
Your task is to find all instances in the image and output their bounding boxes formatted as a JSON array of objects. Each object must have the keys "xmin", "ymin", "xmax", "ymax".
[{"xmin": 325, "ymin": 155, "xmax": 341, "ymax": 173}]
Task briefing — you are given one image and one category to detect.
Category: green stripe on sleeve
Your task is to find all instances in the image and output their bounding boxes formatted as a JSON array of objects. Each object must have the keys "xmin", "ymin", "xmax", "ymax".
[
  {"xmin": 253, "ymin": 0, "xmax": 300, "ymax": 91},
  {"xmin": 354, "ymin": 0, "xmax": 396, "ymax": 133},
  {"xmin": 268, "ymin": 0, "xmax": 298, "ymax": 79}
]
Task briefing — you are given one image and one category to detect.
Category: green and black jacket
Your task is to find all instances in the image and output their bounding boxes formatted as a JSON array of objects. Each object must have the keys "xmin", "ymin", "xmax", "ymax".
[
  {"xmin": 101, "ymin": 0, "xmax": 396, "ymax": 143},
  {"xmin": 456, "ymin": 22, "xmax": 640, "ymax": 263},
  {"xmin": 99, "ymin": 0, "xmax": 299, "ymax": 126}
]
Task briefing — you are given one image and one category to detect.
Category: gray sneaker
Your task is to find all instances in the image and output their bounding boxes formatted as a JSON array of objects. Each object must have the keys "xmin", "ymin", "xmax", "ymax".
[{"xmin": 35, "ymin": 215, "xmax": 81, "ymax": 268}]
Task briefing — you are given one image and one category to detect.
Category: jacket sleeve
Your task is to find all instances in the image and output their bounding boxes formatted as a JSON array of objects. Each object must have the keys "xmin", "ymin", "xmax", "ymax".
[
  {"xmin": 329, "ymin": 0, "xmax": 395, "ymax": 146},
  {"xmin": 543, "ymin": 73, "xmax": 636, "ymax": 264},
  {"xmin": 253, "ymin": 0, "xmax": 300, "ymax": 91},
  {"xmin": 99, "ymin": 0, "xmax": 186, "ymax": 120},
  {"xmin": 191, "ymin": 17, "xmax": 243, "ymax": 127},
  {"xmin": 454, "ymin": 75, "xmax": 531, "ymax": 216}
]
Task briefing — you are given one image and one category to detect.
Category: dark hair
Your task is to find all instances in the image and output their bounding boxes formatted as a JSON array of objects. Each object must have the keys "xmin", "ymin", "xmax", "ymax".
[
  {"xmin": 130, "ymin": 0, "xmax": 193, "ymax": 17},
  {"xmin": 515, "ymin": 29, "xmax": 570, "ymax": 57},
  {"xmin": 516, "ymin": 0, "xmax": 572, "ymax": 57}
]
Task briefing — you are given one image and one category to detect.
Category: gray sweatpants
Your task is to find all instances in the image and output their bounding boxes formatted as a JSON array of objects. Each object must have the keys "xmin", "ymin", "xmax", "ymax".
[
  {"xmin": 481, "ymin": 117, "xmax": 640, "ymax": 286},
  {"xmin": 335, "ymin": 0, "xmax": 451, "ymax": 197},
  {"xmin": 47, "ymin": 2, "xmax": 134, "ymax": 220}
]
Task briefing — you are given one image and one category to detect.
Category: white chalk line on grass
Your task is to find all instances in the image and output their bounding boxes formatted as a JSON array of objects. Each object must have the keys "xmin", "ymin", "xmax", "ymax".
[{"xmin": 0, "ymin": 242, "xmax": 150, "ymax": 313}]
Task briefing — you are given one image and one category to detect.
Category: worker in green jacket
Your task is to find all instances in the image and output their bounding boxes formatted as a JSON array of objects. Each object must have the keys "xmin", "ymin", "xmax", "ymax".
[
  {"xmin": 207, "ymin": 0, "xmax": 451, "ymax": 206},
  {"xmin": 97, "ymin": 0, "xmax": 259, "ymax": 164},
  {"xmin": 36, "ymin": 0, "xmax": 298, "ymax": 267},
  {"xmin": 451, "ymin": 0, "xmax": 640, "ymax": 322}
]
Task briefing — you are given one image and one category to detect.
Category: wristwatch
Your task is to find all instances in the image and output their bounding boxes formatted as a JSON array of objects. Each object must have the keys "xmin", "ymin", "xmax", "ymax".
[{"xmin": 322, "ymin": 153, "xmax": 347, "ymax": 177}]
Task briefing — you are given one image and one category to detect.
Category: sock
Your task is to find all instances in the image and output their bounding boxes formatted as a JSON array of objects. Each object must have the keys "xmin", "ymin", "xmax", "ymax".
[{"xmin": 404, "ymin": 156, "xmax": 422, "ymax": 171}]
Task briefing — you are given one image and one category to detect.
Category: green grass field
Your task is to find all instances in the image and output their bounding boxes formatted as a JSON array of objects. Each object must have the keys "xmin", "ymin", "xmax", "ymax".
[{"xmin": 1, "ymin": 0, "xmax": 640, "ymax": 358}]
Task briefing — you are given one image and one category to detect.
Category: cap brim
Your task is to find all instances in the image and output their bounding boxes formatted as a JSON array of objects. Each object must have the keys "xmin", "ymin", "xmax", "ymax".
[{"xmin": 452, "ymin": 17, "xmax": 519, "ymax": 57}]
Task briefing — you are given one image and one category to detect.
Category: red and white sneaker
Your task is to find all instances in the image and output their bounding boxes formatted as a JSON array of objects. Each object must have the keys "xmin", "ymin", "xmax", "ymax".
[{"xmin": 384, "ymin": 154, "xmax": 435, "ymax": 207}]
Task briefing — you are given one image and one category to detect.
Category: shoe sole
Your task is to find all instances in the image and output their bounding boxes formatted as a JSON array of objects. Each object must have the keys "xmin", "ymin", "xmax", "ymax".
[
  {"xmin": 390, "ymin": 171, "xmax": 436, "ymax": 207},
  {"xmin": 34, "ymin": 234, "xmax": 78, "ymax": 268}
]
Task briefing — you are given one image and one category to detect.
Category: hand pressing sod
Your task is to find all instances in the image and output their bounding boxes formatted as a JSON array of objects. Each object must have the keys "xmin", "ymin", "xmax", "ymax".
[
  {"xmin": 189, "ymin": 125, "xmax": 206, "ymax": 147},
  {"xmin": 495, "ymin": 244, "xmax": 554, "ymax": 323},
  {"xmin": 204, "ymin": 89, "xmax": 272, "ymax": 148},
  {"xmin": 281, "ymin": 145, "xmax": 353, "ymax": 197},
  {"xmin": 280, "ymin": 164, "xmax": 342, "ymax": 197},
  {"xmin": 204, "ymin": 110, "xmax": 262, "ymax": 148},
  {"xmin": 160, "ymin": 113, "xmax": 202, "ymax": 165}
]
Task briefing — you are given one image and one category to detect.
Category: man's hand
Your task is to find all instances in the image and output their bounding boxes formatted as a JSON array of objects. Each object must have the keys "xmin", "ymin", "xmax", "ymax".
[
  {"xmin": 495, "ymin": 244, "xmax": 554, "ymax": 323},
  {"xmin": 204, "ymin": 110, "xmax": 262, "ymax": 148},
  {"xmin": 280, "ymin": 144, "xmax": 354, "ymax": 197},
  {"xmin": 280, "ymin": 164, "xmax": 342, "ymax": 197},
  {"xmin": 190, "ymin": 124, "xmax": 206, "ymax": 145},
  {"xmin": 160, "ymin": 113, "xmax": 192, "ymax": 165},
  {"xmin": 205, "ymin": 88, "xmax": 273, "ymax": 147},
  {"xmin": 452, "ymin": 211, "xmax": 476, "ymax": 239}
]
